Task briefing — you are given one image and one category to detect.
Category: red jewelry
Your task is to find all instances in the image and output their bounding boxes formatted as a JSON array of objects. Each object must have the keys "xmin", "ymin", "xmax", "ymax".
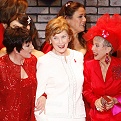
[
  {"xmin": 105, "ymin": 53, "xmax": 110, "ymax": 64},
  {"xmin": 74, "ymin": 59, "xmax": 76, "ymax": 63}
]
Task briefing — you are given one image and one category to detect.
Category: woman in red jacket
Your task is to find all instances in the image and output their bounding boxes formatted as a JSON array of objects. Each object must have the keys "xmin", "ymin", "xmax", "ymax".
[{"xmin": 83, "ymin": 13, "xmax": 121, "ymax": 121}]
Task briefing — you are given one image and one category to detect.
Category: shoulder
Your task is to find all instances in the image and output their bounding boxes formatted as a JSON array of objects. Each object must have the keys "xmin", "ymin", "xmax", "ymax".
[
  {"xmin": 111, "ymin": 57, "xmax": 121, "ymax": 65},
  {"xmin": 25, "ymin": 54, "xmax": 37, "ymax": 67},
  {"xmin": 37, "ymin": 52, "xmax": 51, "ymax": 62},
  {"xmin": 0, "ymin": 54, "xmax": 8, "ymax": 67},
  {"xmin": 84, "ymin": 59, "xmax": 97, "ymax": 68},
  {"xmin": 70, "ymin": 49, "xmax": 84, "ymax": 58},
  {"xmin": 0, "ymin": 47, "xmax": 6, "ymax": 57},
  {"xmin": 31, "ymin": 49, "xmax": 44, "ymax": 59}
]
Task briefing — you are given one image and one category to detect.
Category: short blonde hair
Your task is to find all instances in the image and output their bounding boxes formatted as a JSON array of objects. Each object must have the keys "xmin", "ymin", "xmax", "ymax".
[{"xmin": 45, "ymin": 16, "xmax": 74, "ymax": 43}]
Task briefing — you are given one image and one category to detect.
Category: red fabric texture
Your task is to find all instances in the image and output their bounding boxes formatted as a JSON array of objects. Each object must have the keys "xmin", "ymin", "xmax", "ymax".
[
  {"xmin": 41, "ymin": 41, "xmax": 53, "ymax": 54},
  {"xmin": 83, "ymin": 14, "xmax": 121, "ymax": 52},
  {"xmin": 83, "ymin": 57, "xmax": 121, "ymax": 121},
  {"xmin": 0, "ymin": 23, "xmax": 5, "ymax": 49},
  {"xmin": 0, "ymin": 54, "xmax": 37, "ymax": 121}
]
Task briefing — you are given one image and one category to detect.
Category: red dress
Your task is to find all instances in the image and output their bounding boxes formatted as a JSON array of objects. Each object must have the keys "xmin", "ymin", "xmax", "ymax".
[
  {"xmin": 83, "ymin": 57, "xmax": 121, "ymax": 121},
  {"xmin": 0, "ymin": 54, "xmax": 37, "ymax": 121},
  {"xmin": 0, "ymin": 23, "xmax": 5, "ymax": 49}
]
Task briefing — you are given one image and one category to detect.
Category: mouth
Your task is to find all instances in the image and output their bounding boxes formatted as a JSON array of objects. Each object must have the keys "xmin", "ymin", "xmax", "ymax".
[
  {"xmin": 80, "ymin": 23, "xmax": 85, "ymax": 27},
  {"xmin": 93, "ymin": 53, "xmax": 98, "ymax": 57},
  {"xmin": 58, "ymin": 45, "xmax": 65, "ymax": 49}
]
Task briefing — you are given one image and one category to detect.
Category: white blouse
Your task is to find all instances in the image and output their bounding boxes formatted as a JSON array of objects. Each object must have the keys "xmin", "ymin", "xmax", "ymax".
[{"xmin": 35, "ymin": 49, "xmax": 86, "ymax": 121}]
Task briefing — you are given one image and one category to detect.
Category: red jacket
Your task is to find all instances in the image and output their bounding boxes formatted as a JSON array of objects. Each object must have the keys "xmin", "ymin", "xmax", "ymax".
[{"xmin": 83, "ymin": 57, "xmax": 121, "ymax": 121}]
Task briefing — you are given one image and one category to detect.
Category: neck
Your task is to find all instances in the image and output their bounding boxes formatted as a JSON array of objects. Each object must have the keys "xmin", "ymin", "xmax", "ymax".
[
  {"xmin": 71, "ymin": 29, "xmax": 78, "ymax": 39},
  {"xmin": 52, "ymin": 48, "xmax": 69, "ymax": 56},
  {"xmin": 99, "ymin": 56, "xmax": 111, "ymax": 67},
  {"xmin": 9, "ymin": 51, "xmax": 24, "ymax": 65}
]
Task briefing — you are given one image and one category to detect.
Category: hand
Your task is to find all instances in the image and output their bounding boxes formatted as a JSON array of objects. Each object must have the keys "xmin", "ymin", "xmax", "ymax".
[
  {"xmin": 35, "ymin": 96, "xmax": 46, "ymax": 114},
  {"xmin": 105, "ymin": 96, "xmax": 118, "ymax": 110},
  {"xmin": 95, "ymin": 97, "xmax": 105, "ymax": 112}
]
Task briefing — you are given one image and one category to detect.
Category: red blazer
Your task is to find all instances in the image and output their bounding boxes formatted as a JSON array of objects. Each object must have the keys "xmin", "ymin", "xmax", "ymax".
[{"xmin": 83, "ymin": 57, "xmax": 121, "ymax": 121}]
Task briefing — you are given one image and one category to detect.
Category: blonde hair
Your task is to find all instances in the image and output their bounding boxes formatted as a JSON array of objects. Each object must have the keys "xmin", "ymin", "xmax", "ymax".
[{"xmin": 45, "ymin": 16, "xmax": 74, "ymax": 44}]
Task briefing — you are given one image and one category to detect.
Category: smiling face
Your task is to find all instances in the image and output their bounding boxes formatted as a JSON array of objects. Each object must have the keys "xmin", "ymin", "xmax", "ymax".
[
  {"xmin": 50, "ymin": 30, "xmax": 70, "ymax": 55},
  {"xmin": 10, "ymin": 20, "xmax": 23, "ymax": 28},
  {"xmin": 10, "ymin": 19, "xmax": 30, "ymax": 30},
  {"xmin": 66, "ymin": 7, "xmax": 86, "ymax": 34},
  {"xmin": 19, "ymin": 41, "xmax": 34, "ymax": 58},
  {"xmin": 92, "ymin": 36, "xmax": 111, "ymax": 62}
]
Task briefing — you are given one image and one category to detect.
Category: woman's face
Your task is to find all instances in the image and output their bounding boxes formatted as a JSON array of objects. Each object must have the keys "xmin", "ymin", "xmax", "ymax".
[
  {"xmin": 10, "ymin": 19, "xmax": 30, "ymax": 30},
  {"xmin": 92, "ymin": 36, "xmax": 109, "ymax": 61},
  {"xmin": 19, "ymin": 41, "xmax": 34, "ymax": 58},
  {"xmin": 10, "ymin": 20, "xmax": 23, "ymax": 28},
  {"xmin": 66, "ymin": 7, "xmax": 86, "ymax": 34},
  {"xmin": 50, "ymin": 30, "xmax": 70, "ymax": 55}
]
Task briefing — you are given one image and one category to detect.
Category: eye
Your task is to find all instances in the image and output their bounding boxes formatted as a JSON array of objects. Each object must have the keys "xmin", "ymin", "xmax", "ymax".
[
  {"xmin": 62, "ymin": 35, "xmax": 66, "ymax": 38},
  {"xmin": 26, "ymin": 42, "xmax": 32, "ymax": 47},
  {"xmin": 95, "ymin": 44, "xmax": 99, "ymax": 47},
  {"xmin": 78, "ymin": 14, "xmax": 86, "ymax": 18},
  {"xmin": 53, "ymin": 37, "xmax": 57, "ymax": 39}
]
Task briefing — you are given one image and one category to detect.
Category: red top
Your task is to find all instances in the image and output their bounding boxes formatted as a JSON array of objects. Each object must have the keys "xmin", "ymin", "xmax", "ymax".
[
  {"xmin": 0, "ymin": 54, "xmax": 37, "ymax": 121},
  {"xmin": 83, "ymin": 57, "xmax": 121, "ymax": 121},
  {"xmin": 0, "ymin": 23, "xmax": 5, "ymax": 49}
]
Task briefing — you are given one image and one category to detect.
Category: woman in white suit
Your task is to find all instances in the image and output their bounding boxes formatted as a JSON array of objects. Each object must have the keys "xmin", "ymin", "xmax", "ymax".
[{"xmin": 35, "ymin": 16, "xmax": 86, "ymax": 121}]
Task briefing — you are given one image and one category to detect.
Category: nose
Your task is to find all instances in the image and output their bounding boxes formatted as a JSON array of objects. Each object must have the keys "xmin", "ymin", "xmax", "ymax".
[
  {"xmin": 82, "ymin": 16, "xmax": 86, "ymax": 22},
  {"xmin": 92, "ymin": 45, "xmax": 94, "ymax": 51},
  {"xmin": 31, "ymin": 43, "xmax": 34, "ymax": 50},
  {"xmin": 58, "ymin": 38, "xmax": 63, "ymax": 43}
]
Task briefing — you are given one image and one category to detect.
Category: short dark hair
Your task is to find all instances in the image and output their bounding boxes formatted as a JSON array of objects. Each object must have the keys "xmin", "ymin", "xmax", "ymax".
[{"xmin": 3, "ymin": 27, "xmax": 32, "ymax": 54}]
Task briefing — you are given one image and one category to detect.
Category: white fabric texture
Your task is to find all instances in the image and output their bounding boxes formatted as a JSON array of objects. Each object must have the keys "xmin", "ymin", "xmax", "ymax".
[{"xmin": 35, "ymin": 49, "xmax": 86, "ymax": 121}]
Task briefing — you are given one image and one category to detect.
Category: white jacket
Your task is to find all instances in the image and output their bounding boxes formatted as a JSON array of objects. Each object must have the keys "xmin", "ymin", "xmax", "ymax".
[{"xmin": 35, "ymin": 49, "xmax": 86, "ymax": 120}]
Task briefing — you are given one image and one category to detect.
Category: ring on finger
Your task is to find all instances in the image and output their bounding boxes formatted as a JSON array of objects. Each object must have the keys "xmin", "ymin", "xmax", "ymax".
[{"xmin": 96, "ymin": 107, "xmax": 100, "ymax": 111}]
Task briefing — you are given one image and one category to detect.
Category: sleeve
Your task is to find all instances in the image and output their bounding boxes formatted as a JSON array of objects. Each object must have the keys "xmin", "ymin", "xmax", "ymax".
[
  {"xmin": 83, "ymin": 62, "xmax": 98, "ymax": 108},
  {"xmin": 35, "ymin": 58, "xmax": 48, "ymax": 101}
]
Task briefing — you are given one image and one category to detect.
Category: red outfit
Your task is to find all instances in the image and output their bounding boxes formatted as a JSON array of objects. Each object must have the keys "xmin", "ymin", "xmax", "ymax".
[
  {"xmin": 41, "ymin": 41, "xmax": 53, "ymax": 54},
  {"xmin": 0, "ymin": 23, "xmax": 5, "ymax": 49},
  {"xmin": 0, "ymin": 54, "xmax": 37, "ymax": 121},
  {"xmin": 83, "ymin": 57, "xmax": 121, "ymax": 121}
]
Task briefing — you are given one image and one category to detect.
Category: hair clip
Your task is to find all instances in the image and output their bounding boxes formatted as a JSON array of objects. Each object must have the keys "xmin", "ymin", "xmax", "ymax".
[
  {"xmin": 102, "ymin": 30, "xmax": 109, "ymax": 38},
  {"xmin": 27, "ymin": 16, "xmax": 31, "ymax": 24},
  {"xmin": 65, "ymin": 1, "xmax": 73, "ymax": 7}
]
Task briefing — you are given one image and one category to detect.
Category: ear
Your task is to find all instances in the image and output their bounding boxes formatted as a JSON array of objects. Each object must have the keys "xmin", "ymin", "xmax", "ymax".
[
  {"xmin": 68, "ymin": 37, "xmax": 71, "ymax": 42},
  {"xmin": 49, "ymin": 39, "xmax": 52, "ymax": 44},
  {"xmin": 65, "ymin": 17, "xmax": 71, "ymax": 24},
  {"xmin": 106, "ymin": 46, "xmax": 112, "ymax": 53},
  {"xmin": 14, "ymin": 47, "xmax": 19, "ymax": 54}
]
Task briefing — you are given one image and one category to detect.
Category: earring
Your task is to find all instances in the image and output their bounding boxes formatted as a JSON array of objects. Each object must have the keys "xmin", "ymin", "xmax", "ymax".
[{"xmin": 105, "ymin": 53, "xmax": 110, "ymax": 64}]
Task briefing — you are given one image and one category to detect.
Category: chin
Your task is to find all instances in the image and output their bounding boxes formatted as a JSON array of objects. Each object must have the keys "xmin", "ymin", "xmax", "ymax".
[
  {"xmin": 94, "ymin": 56, "xmax": 98, "ymax": 60},
  {"xmin": 79, "ymin": 28, "xmax": 84, "ymax": 33},
  {"xmin": 26, "ymin": 54, "xmax": 31, "ymax": 58}
]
